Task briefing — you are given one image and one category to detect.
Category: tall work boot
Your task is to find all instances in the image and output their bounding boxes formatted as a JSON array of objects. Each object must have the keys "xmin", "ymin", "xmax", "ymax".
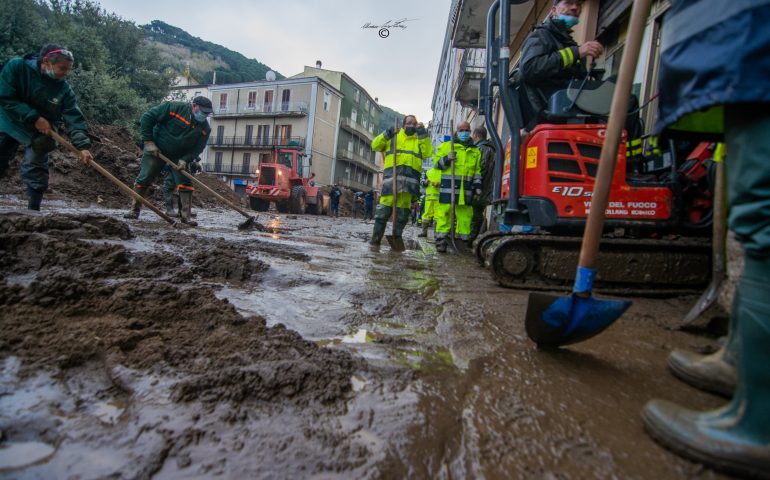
[
  {"xmin": 124, "ymin": 185, "xmax": 148, "ymax": 219},
  {"xmin": 394, "ymin": 208, "xmax": 410, "ymax": 239},
  {"xmin": 418, "ymin": 220, "xmax": 430, "ymax": 237},
  {"xmin": 667, "ymin": 338, "xmax": 737, "ymax": 397},
  {"xmin": 642, "ymin": 256, "xmax": 770, "ymax": 479},
  {"xmin": 178, "ymin": 190, "xmax": 198, "ymax": 227},
  {"xmin": 26, "ymin": 187, "xmax": 43, "ymax": 211},
  {"xmin": 435, "ymin": 234, "xmax": 448, "ymax": 253},
  {"xmin": 164, "ymin": 190, "xmax": 178, "ymax": 217},
  {"xmin": 369, "ymin": 204, "xmax": 390, "ymax": 249}
]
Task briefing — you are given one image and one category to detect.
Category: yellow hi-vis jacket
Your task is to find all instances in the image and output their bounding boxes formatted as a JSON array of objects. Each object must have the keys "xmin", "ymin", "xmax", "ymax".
[{"xmin": 371, "ymin": 129, "xmax": 434, "ymax": 200}]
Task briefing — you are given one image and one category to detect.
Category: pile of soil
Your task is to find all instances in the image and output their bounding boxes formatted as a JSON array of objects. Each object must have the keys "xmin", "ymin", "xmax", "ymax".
[
  {"xmin": 0, "ymin": 125, "xmax": 243, "ymax": 209},
  {"xmin": 0, "ymin": 212, "xmax": 354, "ymax": 407},
  {"xmin": 320, "ymin": 185, "xmax": 369, "ymax": 217}
]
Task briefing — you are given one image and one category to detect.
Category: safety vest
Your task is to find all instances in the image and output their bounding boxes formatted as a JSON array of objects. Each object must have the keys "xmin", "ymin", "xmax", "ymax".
[
  {"xmin": 433, "ymin": 140, "xmax": 481, "ymax": 205},
  {"xmin": 371, "ymin": 129, "xmax": 434, "ymax": 198},
  {"xmin": 424, "ymin": 168, "xmax": 441, "ymax": 198}
]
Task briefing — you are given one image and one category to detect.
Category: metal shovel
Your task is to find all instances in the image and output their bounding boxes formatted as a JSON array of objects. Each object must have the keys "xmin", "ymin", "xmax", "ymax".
[
  {"xmin": 49, "ymin": 131, "xmax": 181, "ymax": 227},
  {"xmin": 385, "ymin": 120, "xmax": 406, "ymax": 252},
  {"xmin": 155, "ymin": 152, "xmax": 259, "ymax": 230},
  {"xmin": 525, "ymin": 0, "xmax": 651, "ymax": 347}
]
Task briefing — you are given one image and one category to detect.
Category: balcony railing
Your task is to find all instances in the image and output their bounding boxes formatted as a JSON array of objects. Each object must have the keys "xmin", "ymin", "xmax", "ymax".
[
  {"xmin": 455, "ymin": 49, "xmax": 486, "ymax": 108},
  {"xmin": 337, "ymin": 147, "xmax": 376, "ymax": 168},
  {"xmin": 339, "ymin": 117, "xmax": 375, "ymax": 140},
  {"xmin": 203, "ymin": 163, "xmax": 256, "ymax": 176},
  {"xmin": 208, "ymin": 135, "xmax": 306, "ymax": 148},
  {"xmin": 214, "ymin": 101, "xmax": 309, "ymax": 117}
]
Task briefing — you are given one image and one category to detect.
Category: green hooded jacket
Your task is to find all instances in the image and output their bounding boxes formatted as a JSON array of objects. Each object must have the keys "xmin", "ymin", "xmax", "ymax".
[
  {"xmin": 0, "ymin": 55, "xmax": 90, "ymax": 148},
  {"xmin": 140, "ymin": 101, "xmax": 210, "ymax": 163}
]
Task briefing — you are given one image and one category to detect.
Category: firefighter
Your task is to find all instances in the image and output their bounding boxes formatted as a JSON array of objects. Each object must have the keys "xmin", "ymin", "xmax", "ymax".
[
  {"xmin": 432, "ymin": 121, "xmax": 481, "ymax": 253},
  {"xmin": 641, "ymin": 2, "xmax": 770, "ymax": 477},
  {"xmin": 469, "ymin": 125, "xmax": 496, "ymax": 243},
  {"xmin": 369, "ymin": 115, "xmax": 433, "ymax": 248},
  {"xmin": 124, "ymin": 96, "xmax": 212, "ymax": 226},
  {"xmin": 418, "ymin": 166, "xmax": 441, "ymax": 237},
  {"xmin": 0, "ymin": 43, "xmax": 93, "ymax": 210}
]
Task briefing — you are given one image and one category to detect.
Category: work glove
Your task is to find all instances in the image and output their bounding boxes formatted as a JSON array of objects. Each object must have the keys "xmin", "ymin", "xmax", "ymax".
[
  {"xmin": 447, "ymin": 151, "xmax": 456, "ymax": 162},
  {"xmin": 416, "ymin": 124, "xmax": 428, "ymax": 138},
  {"xmin": 143, "ymin": 140, "xmax": 159, "ymax": 155},
  {"xmin": 189, "ymin": 160, "xmax": 201, "ymax": 174},
  {"xmin": 79, "ymin": 150, "xmax": 93, "ymax": 165},
  {"xmin": 384, "ymin": 127, "xmax": 397, "ymax": 140},
  {"xmin": 177, "ymin": 160, "xmax": 187, "ymax": 171}
]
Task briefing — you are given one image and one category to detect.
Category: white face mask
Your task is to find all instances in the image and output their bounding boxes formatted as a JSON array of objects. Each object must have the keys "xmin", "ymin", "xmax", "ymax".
[{"xmin": 194, "ymin": 110, "xmax": 207, "ymax": 122}]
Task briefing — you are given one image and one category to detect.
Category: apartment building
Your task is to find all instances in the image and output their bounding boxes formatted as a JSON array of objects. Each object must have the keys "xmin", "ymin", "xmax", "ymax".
[
  {"xmin": 204, "ymin": 76, "xmax": 343, "ymax": 189},
  {"xmin": 293, "ymin": 63, "xmax": 382, "ymax": 192}
]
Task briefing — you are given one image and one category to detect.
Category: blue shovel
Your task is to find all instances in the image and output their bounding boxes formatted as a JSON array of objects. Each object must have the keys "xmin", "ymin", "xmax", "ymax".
[{"xmin": 525, "ymin": 0, "xmax": 651, "ymax": 347}]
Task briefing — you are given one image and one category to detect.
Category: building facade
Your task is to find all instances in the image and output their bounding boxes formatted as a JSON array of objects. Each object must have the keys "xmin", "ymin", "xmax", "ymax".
[
  {"xmin": 294, "ymin": 64, "xmax": 382, "ymax": 192},
  {"xmin": 204, "ymin": 77, "xmax": 343, "ymax": 189}
]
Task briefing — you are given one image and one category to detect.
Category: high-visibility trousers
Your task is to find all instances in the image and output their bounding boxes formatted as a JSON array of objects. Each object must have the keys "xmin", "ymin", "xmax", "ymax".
[
  {"xmin": 422, "ymin": 196, "xmax": 438, "ymax": 222},
  {"xmin": 435, "ymin": 203, "xmax": 472, "ymax": 236}
]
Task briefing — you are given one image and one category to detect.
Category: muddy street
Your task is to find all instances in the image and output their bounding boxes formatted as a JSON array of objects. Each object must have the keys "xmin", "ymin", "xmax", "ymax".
[{"xmin": 0, "ymin": 195, "xmax": 730, "ymax": 479}]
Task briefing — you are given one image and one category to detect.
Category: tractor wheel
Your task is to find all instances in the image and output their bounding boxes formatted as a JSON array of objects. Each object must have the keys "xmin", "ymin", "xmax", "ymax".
[
  {"xmin": 289, "ymin": 185, "xmax": 307, "ymax": 214},
  {"xmin": 249, "ymin": 197, "xmax": 270, "ymax": 212},
  {"xmin": 314, "ymin": 192, "xmax": 324, "ymax": 215}
]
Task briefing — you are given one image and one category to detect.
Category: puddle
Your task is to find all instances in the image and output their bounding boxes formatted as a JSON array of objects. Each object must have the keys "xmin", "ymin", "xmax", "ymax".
[{"xmin": 0, "ymin": 441, "xmax": 56, "ymax": 470}]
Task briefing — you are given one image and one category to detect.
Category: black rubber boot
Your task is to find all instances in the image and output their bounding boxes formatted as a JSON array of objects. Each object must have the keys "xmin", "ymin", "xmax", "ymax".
[
  {"xmin": 164, "ymin": 190, "xmax": 178, "ymax": 217},
  {"xmin": 418, "ymin": 220, "xmax": 429, "ymax": 237},
  {"xmin": 436, "ymin": 236, "xmax": 448, "ymax": 253},
  {"xmin": 124, "ymin": 185, "xmax": 147, "ymax": 219},
  {"xmin": 26, "ymin": 187, "xmax": 43, "ymax": 211},
  {"xmin": 179, "ymin": 190, "xmax": 198, "ymax": 227}
]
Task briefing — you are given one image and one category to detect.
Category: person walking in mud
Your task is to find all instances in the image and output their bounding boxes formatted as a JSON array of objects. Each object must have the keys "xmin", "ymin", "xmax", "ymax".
[
  {"xmin": 369, "ymin": 115, "xmax": 433, "ymax": 248},
  {"xmin": 640, "ymin": 2, "xmax": 770, "ymax": 478},
  {"xmin": 329, "ymin": 182, "xmax": 342, "ymax": 217},
  {"xmin": 0, "ymin": 43, "xmax": 93, "ymax": 210},
  {"xmin": 124, "ymin": 96, "xmax": 212, "ymax": 226},
  {"xmin": 363, "ymin": 189, "xmax": 375, "ymax": 220},
  {"xmin": 432, "ymin": 121, "xmax": 481, "ymax": 253}
]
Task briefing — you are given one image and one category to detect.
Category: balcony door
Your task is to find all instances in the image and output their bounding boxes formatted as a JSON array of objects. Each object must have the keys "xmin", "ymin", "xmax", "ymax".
[
  {"xmin": 245, "ymin": 125, "xmax": 254, "ymax": 145},
  {"xmin": 263, "ymin": 91, "xmax": 273, "ymax": 113},
  {"xmin": 281, "ymin": 89, "xmax": 291, "ymax": 111},
  {"xmin": 216, "ymin": 125, "xmax": 225, "ymax": 144},
  {"xmin": 257, "ymin": 125, "xmax": 270, "ymax": 145}
]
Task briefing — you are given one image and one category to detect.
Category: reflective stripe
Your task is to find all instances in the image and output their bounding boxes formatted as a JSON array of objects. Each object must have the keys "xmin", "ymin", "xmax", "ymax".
[
  {"xmin": 559, "ymin": 48, "xmax": 569, "ymax": 68},
  {"xmin": 176, "ymin": 184, "xmax": 194, "ymax": 191},
  {"xmin": 396, "ymin": 149, "xmax": 423, "ymax": 159},
  {"xmin": 169, "ymin": 111, "xmax": 191, "ymax": 126},
  {"xmin": 565, "ymin": 47, "xmax": 574, "ymax": 66},
  {"xmin": 661, "ymin": 0, "xmax": 770, "ymax": 53}
]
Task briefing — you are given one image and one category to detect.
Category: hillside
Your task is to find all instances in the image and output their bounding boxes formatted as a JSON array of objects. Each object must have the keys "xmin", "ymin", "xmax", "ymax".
[{"xmin": 143, "ymin": 20, "xmax": 283, "ymax": 84}]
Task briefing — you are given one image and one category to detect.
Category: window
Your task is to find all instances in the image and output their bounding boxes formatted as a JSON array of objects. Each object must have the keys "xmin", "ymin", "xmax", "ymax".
[
  {"xmin": 259, "ymin": 153, "xmax": 271, "ymax": 163},
  {"xmin": 347, "ymin": 139, "xmax": 353, "ymax": 152},
  {"xmin": 216, "ymin": 125, "xmax": 225, "ymax": 143},
  {"xmin": 351, "ymin": 109, "xmax": 357, "ymax": 123},
  {"xmin": 278, "ymin": 125, "xmax": 292, "ymax": 144},
  {"xmin": 323, "ymin": 90, "xmax": 331, "ymax": 111},
  {"xmin": 354, "ymin": 88, "xmax": 360, "ymax": 103},
  {"xmin": 218, "ymin": 93, "xmax": 227, "ymax": 110},
  {"xmin": 257, "ymin": 125, "xmax": 270, "ymax": 145},
  {"xmin": 247, "ymin": 91, "xmax": 257, "ymax": 108},
  {"xmin": 368, "ymin": 124, "xmax": 373, "ymax": 134},
  {"xmin": 242, "ymin": 153, "xmax": 251, "ymax": 174},
  {"xmin": 264, "ymin": 91, "xmax": 273, "ymax": 112},
  {"xmin": 214, "ymin": 151, "xmax": 223, "ymax": 171},
  {"xmin": 281, "ymin": 89, "xmax": 291, "ymax": 111},
  {"xmin": 365, "ymin": 99, "xmax": 370, "ymax": 111},
  {"xmin": 245, "ymin": 125, "xmax": 254, "ymax": 144}
]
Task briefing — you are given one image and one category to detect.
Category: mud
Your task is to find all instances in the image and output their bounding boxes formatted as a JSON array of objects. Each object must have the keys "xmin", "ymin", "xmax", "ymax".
[{"xmin": 0, "ymin": 134, "xmax": 735, "ymax": 478}]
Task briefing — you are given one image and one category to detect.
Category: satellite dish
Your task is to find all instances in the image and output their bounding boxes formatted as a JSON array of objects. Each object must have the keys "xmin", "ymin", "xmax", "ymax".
[{"xmin": 265, "ymin": 70, "xmax": 276, "ymax": 81}]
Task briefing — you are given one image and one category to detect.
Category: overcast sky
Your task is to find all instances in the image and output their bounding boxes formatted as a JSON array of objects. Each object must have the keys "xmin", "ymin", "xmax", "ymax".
[{"xmin": 95, "ymin": 0, "xmax": 452, "ymax": 124}]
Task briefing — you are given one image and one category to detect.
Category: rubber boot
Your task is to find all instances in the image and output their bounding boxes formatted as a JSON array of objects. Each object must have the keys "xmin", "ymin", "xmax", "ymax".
[
  {"xmin": 642, "ymin": 256, "xmax": 770, "ymax": 479},
  {"xmin": 418, "ymin": 221, "xmax": 429, "ymax": 238},
  {"xmin": 436, "ymin": 235, "xmax": 448, "ymax": 253},
  {"xmin": 393, "ymin": 208, "xmax": 410, "ymax": 239},
  {"xmin": 26, "ymin": 187, "xmax": 43, "ymax": 211},
  {"xmin": 178, "ymin": 190, "xmax": 198, "ymax": 227},
  {"xmin": 124, "ymin": 185, "xmax": 147, "ymax": 219},
  {"xmin": 667, "ymin": 344, "xmax": 737, "ymax": 398},
  {"xmin": 164, "ymin": 190, "xmax": 178, "ymax": 217}
]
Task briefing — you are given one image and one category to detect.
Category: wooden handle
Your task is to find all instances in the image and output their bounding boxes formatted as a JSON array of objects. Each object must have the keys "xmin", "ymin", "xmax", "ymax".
[
  {"xmin": 578, "ymin": 0, "xmax": 651, "ymax": 269},
  {"xmin": 391, "ymin": 118, "xmax": 398, "ymax": 229},
  {"xmin": 155, "ymin": 152, "xmax": 252, "ymax": 219},
  {"xmin": 49, "ymin": 130, "xmax": 176, "ymax": 225}
]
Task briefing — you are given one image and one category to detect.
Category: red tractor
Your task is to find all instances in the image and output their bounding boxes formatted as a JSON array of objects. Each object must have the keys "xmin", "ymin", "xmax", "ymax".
[{"xmin": 245, "ymin": 147, "xmax": 326, "ymax": 215}]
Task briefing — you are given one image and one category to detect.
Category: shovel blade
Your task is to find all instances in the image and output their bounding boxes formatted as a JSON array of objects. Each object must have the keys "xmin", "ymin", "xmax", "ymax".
[
  {"xmin": 385, "ymin": 235, "xmax": 406, "ymax": 252},
  {"xmin": 525, "ymin": 292, "xmax": 631, "ymax": 347},
  {"xmin": 237, "ymin": 216, "xmax": 258, "ymax": 230}
]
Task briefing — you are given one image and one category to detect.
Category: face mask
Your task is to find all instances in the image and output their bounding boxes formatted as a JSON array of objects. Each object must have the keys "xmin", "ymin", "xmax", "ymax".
[
  {"xmin": 556, "ymin": 14, "xmax": 579, "ymax": 29},
  {"xmin": 194, "ymin": 111, "xmax": 208, "ymax": 122},
  {"xmin": 457, "ymin": 132, "xmax": 471, "ymax": 142},
  {"xmin": 44, "ymin": 66, "xmax": 62, "ymax": 82},
  {"xmin": 404, "ymin": 126, "xmax": 416, "ymax": 136}
]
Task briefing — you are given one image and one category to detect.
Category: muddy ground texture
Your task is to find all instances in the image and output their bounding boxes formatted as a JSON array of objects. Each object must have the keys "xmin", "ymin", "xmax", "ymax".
[{"xmin": 0, "ymin": 127, "xmax": 734, "ymax": 479}]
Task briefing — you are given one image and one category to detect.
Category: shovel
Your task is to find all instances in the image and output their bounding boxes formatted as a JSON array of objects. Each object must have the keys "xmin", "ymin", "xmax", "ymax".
[
  {"xmin": 448, "ymin": 119, "xmax": 458, "ymax": 252},
  {"xmin": 49, "ymin": 131, "xmax": 180, "ymax": 227},
  {"xmin": 155, "ymin": 152, "xmax": 258, "ymax": 230},
  {"xmin": 385, "ymin": 119, "xmax": 406, "ymax": 252},
  {"xmin": 678, "ymin": 156, "xmax": 727, "ymax": 328},
  {"xmin": 525, "ymin": 0, "xmax": 652, "ymax": 347}
]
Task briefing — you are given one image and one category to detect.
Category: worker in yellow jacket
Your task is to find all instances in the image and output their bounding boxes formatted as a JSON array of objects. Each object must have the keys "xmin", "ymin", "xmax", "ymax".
[{"xmin": 419, "ymin": 167, "xmax": 441, "ymax": 237}]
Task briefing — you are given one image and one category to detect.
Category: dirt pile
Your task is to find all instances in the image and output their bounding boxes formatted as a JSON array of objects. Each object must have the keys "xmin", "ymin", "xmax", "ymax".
[
  {"xmin": 0, "ymin": 125, "xmax": 243, "ymax": 209},
  {"xmin": 0, "ymin": 212, "xmax": 354, "ymax": 407}
]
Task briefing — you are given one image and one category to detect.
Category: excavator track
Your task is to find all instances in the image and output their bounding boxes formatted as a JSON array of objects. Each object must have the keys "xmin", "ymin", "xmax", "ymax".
[{"xmin": 475, "ymin": 231, "xmax": 711, "ymax": 296}]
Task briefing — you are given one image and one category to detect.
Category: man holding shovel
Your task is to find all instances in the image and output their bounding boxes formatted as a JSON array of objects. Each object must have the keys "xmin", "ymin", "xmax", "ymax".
[
  {"xmin": 0, "ymin": 43, "xmax": 93, "ymax": 210},
  {"xmin": 432, "ymin": 121, "xmax": 481, "ymax": 253},
  {"xmin": 369, "ymin": 115, "xmax": 433, "ymax": 249},
  {"xmin": 124, "ymin": 96, "xmax": 212, "ymax": 226}
]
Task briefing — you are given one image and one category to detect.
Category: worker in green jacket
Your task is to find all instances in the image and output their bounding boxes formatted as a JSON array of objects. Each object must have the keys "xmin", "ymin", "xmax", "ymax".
[
  {"xmin": 418, "ymin": 167, "xmax": 441, "ymax": 238},
  {"xmin": 0, "ymin": 43, "xmax": 93, "ymax": 210},
  {"xmin": 432, "ymin": 121, "xmax": 481, "ymax": 253},
  {"xmin": 369, "ymin": 115, "xmax": 434, "ymax": 248},
  {"xmin": 124, "ymin": 96, "xmax": 212, "ymax": 226}
]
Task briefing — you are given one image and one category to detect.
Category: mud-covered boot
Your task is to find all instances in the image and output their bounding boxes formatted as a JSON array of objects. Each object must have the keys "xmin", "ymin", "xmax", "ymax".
[
  {"xmin": 667, "ymin": 346, "xmax": 737, "ymax": 398},
  {"xmin": 26, "ymin": 187, "xmax": 43, "ymax": 211},
  {"xmin": 178, "ymin": 190, "xmax": 198, "ymax": 227},
  {"xmin": 643, "ymin": 256, "xmax": 770, "ymax": 479},
  {"xmin": 436, "ymin": 235, "xmax": 448, "ymax": 253},
  {"xmin": 418, "ymin": 221, "xmax": 429, "ymax": 237},
  {"xmin": 164, "ymin": 190, "xmax": 178, "ymax": 217},
  {"xmin": 393, "ymin": 207, "xmax": 410, "ymax": 241},
  {"xmin": 123, "ymin": 185, "xmax": 147, "ymax": 219}
]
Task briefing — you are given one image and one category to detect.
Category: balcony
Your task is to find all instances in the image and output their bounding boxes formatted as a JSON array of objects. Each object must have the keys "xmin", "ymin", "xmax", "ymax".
[
  {"xmin": 337, "ymin": 147, "xmax": 377, "ymax": 170},
  {"xmin": 213, "ymin": 101, "xmax": 309, "ymax": 118},
  {"xmin": 455, "ymin": 49, "xmax": 486, "ymax": 109},
  {"xmin": 208, "ymin": 135, "xmax": 306, "ymax": 148},
  {"xmin": 339, "ymin": 117, "xmax": 375, "ymax": 141},
  {"xmin": 203, "ymin": 162, "xmax": 256, "ymax": 177}
]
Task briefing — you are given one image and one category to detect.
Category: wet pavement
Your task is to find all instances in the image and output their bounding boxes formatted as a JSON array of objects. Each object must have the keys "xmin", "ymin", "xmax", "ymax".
[{"xmin": 0, "ymin": 197, "xmax": 730, "ymax": 479}]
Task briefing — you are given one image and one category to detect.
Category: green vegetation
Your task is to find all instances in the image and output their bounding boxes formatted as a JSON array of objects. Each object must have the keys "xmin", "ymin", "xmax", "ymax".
[{"xmin": 377, "ymin": 105, "xmax": 407, "ymax": 134}]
